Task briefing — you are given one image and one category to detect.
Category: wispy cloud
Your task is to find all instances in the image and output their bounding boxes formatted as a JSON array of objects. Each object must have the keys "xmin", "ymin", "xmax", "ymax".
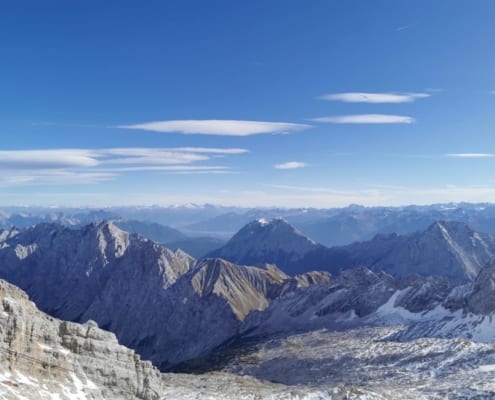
[
  {"xmin": 0, "ymin": 150, "xmax": 99, "ymax": 169},
  {"xmin": 0, "ymin": 171, "xmax": 116, "ymax": 186},
  {"xmin": 168, "ymin": 147, "xmax": 248, "ymax": 154},
  {"xmin": 318, "ymin": 92, "xmax": 429, "ymax": 104},
  {"xmin": 117, "ymin": 120, "xmax": 311, "ymax": 136},
  {"xmin": 97, "ymin": 147, "xmax": 249, "ymax": 165},
  {"xmin": 97, "ymin": 165, "xmax": 231, "ymax": 172},
  {"xmin": 274, "ymin": 161, "xmax": 307, "ymax": 170},
  {"xmin": 0, "ymin": 147, "xmax": 246, "ymax": 186},
  {"xmin": 446, "ymin": 153, "xmax": 495, "ymax": 158},
  {"xmin": 0, "ymin": 148, "xmax": 248, "ymax": 170},
  {"xmin": 396, "ymin": 24, "xmax": 414, "ymax": 32},
  {"xmin": 312, "ymin": 114, "xmax": 415, "ymax": 124}
]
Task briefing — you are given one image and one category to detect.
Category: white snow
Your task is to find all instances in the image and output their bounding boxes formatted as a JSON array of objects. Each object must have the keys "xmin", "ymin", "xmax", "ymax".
[
  {"xmin": 3, "ymin": 296, "xmax": 16, "ymax": 304},
  {"xmin": 436, "ymin": 222, "xmax": 479, "ymax": 280},
  {"xmin": 257, "ymin": 218, "xmax": 269, "ymax": 226},
  {"xmin": 14, "ymin": 372, "xmax": 37, "ymax": 386},
  {"xmin": 478, "ymin": 364, "xmax": 495, "ymax": 372},
  {"xmin": 14, "ymin": 243, "xmax": 38, "ymax": 260},
  {"xmin": 375, "ymin": 290, "xmax": 421, "ymax": 322},
  {"xmin": 59, "ymin": 373, "xmax": 97, "ymax": 399},
  {"xmin": 38, "ymin": 343, "xmax": 53, "ymax": 351}
]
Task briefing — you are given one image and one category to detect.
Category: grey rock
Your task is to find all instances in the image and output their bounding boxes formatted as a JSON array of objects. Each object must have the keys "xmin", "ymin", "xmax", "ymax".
[{"xmin": 0, "ymin": 279, "xmax": 163, "ymax": 400}]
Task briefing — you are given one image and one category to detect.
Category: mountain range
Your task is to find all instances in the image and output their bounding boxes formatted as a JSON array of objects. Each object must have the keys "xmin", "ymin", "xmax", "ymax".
[
  {"xmin": 5, "ymin": 202, "xmax": 495, "ymax": 247},
  {"xmin": 0, "ymin": 221, "xmax": 329, "ymax": 369},
  {"xmin": 3, "ymin": 218, "xmax": 495, "ymax": 398},
  {"xmin": 211, "ymin": 218, "xmax": 495, "ymax": 283}
]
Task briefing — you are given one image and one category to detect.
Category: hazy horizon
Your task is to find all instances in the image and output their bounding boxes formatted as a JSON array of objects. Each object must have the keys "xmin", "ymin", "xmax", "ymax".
[{"xmin": 0, "ymin": 200, "xmax": 492, "ymax": 211}]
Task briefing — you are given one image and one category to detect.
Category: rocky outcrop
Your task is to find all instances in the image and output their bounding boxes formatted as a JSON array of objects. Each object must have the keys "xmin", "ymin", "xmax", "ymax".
[{"xmin": 0, "ymin": 279, "xmax": 163, "ymax": 400}]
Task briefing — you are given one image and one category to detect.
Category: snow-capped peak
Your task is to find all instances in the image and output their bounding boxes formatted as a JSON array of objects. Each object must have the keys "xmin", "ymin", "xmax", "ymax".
[
  {"xmin": 208, "ymin": 218, "xmax": 319, "ymax": 273},
  {"xmin": 256, "ymin": 218, "xmax": 269, "ymax": 226}
]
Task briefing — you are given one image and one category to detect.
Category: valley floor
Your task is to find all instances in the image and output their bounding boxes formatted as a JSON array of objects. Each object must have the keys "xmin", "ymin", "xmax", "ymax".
[{"xmin": 185, "ymin": 326, "xmax": 495, "ymax": 399}]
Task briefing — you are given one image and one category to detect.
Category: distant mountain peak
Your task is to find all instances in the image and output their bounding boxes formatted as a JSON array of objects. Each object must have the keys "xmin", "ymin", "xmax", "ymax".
[
  {"xmin": 79, "ymin": 220, "xmax": 131, "ymax": 260},
  {"xmin": 208, "ymin": 219, "xmax": 319, "ymax": 272},
  {"xmin": 425, "ymin": 220, "xmax": 472, "ymax": 235},
  {"xmin": 256, "ymin": 218, "xmax": 270, "ymax": 226},
  {"xmin": 246, "ymin": 217, "xmax": 316, "ymax": 242},
  {"xmin": 252, "ymin": 217, "xmax": 288, "ymax": 227}
]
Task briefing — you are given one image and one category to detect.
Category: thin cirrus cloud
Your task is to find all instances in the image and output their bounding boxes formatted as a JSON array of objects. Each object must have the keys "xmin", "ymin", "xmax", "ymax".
[
  {"xmin": 446, "ymin": 153, "xmax": 495, "ymax": 158},
  {"xmin": 99, "ymin": 165, "xmax": 232, "ymax": 172},
  {"xmin": 0, "ymin": 147, "xmax": 246, "ymax": 186},
  {"xmin": 0, "ymin": 150, "xmax": 100, "ymax": 169},
  {"xmin": 1, "ymin": 172, "xmax": 117, "ymax": 186},
  {"xmin": 0, "ymin": 148, "xmax": 248, "ymax": 169},
  {"xmin": 274, "ymin": 161, "xmax": 307, "ymax": 170},
  {"xmin": 117, "ymin": 119, "xmax": 311, "ymax": 136},
  {"xmin": 396, "ymin": 24, "xmax": 414, "ymax": 32},
  {"xmin": 97, "ymin": 147, "xmax": 250, "ymax": 165},
  {"xmin": 318, "ymin": 92, "xmax": 430, "ymax": 104},
  {"xmin": 312, "ymin": 114, "xmax": 415, "ymax": 124},
  {"xmin": 101, "ymin": 147, "xmax": 248, "ymax": 156}
]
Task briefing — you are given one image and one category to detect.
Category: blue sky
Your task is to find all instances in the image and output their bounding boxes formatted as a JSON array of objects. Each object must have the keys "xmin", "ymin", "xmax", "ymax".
[{"xmin": 1, "ymin": 0, "xmax": 495, "ymax": 207}]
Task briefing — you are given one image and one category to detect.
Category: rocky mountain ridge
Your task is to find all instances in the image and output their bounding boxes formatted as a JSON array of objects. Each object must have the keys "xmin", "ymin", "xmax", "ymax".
[
  {"xmin": 0, "ymin": 221, "xmax": 330, "ymax": 369},
  {"xmin": 3, "ymin": 219, "xmax": 495, "ymax": 373},
  {"xmin": 211, "ymin": 218, "xmax": 495, "ymax": 283}
]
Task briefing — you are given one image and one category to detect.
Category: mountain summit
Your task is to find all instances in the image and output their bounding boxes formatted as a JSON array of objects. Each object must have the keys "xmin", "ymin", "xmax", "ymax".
[
  {"xmin": 320, "ymin": 220, "xmax": 495, "ymax": 283},
  {"xmin": 208, "ymin": 218, "xmax": 321, "ymax": 273}
]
